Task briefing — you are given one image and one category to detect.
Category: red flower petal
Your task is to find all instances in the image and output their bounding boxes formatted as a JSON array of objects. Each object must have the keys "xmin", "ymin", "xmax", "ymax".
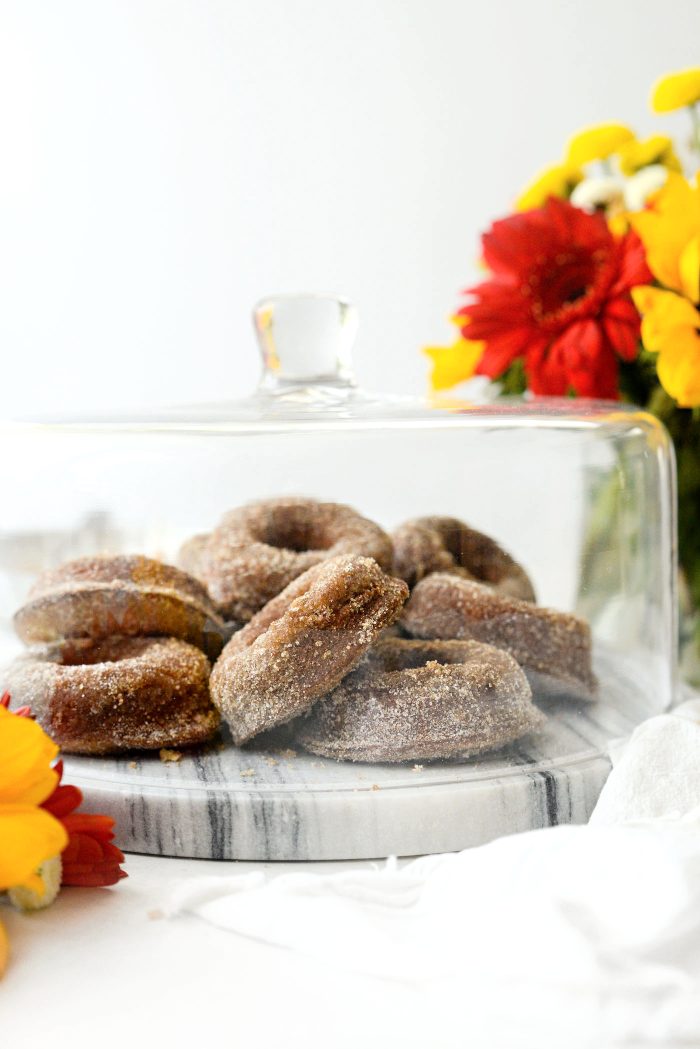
[
  {"xmin": 475, "ymin": 327, "xmax": 536, "ymax": 376},
  {"xmin": 0, "ymin": 692, "xmax": 32, "ymax": 718},
  {"xmin": 61, "ymin": 825, "xmax": 127, "ymax": 887},
  {"xmin": 601, "ymin": 297, "xmax": 641, "ymax": 362},
  {"xmin": 64, "ymin": 869, "xmax": 128, "ymax": 888},
  {"xmin": 526, "ymin": 340, "xmax": 569, "ymax": 396},
  {"xmin": 43, "ymin": 783, "xmax": 83, "ymax": 819},
  {"xmin": 610, "ymin": 230, "xmax": 654, "ymax": 294},
  {"xmin": 482, "ymin": 214, "xmax": 545, "ymax": 280},
  {"xmin": 62, "ymin": 813, "xmax": 116, "ymax": 838},
  {"xmin": 553, "ymin": 320, "xmax": 619, "ymax": 399}
]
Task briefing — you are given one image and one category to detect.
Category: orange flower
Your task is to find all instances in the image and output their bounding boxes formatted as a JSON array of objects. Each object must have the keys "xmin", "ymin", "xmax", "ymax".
[
  {"xmin": 42, "ymin": 762, "xmax": 127, "ymax": 887},
  {"xmin": 1, "ymin": 694, "xmax": 127, "ymax": 887}
]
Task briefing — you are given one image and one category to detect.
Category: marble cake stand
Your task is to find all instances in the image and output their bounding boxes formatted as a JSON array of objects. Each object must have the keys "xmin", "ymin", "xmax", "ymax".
[{"xmin": 62, "ymin": 649, "xmax": 653, "ymax": 861}]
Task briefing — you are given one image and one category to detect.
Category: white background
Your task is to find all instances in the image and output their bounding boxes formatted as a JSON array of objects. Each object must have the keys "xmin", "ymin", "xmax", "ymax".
[{"xmin": 0, "ymin": 0, "xmax": 698, "ymax": 417}]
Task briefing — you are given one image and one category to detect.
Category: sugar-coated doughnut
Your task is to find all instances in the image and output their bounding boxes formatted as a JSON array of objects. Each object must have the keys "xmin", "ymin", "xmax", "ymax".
[
  {"xmin": 295, "ymin": 637, "xmax": 543, "ymax": 762},
  {"xmin": 179, "ymin": 497, "xmax": 394, "ymax": 621},
  {"xmin": 14, "ymin": 555, "xmax": 225, "ymax": 657},
  {"xmin": 4, "ymin": 636, "xmax": 219, "ymax": 755},
  {"xmin": 209, "ymin": 555, "xmax": 408, "ymax": 745},
  {"xmin": 392, "ymin": 516, "xmax": 536, "ymax": 601},
  {"xmin": 402, "ymin": 574, "xmax": 597, "ymax": 700}
]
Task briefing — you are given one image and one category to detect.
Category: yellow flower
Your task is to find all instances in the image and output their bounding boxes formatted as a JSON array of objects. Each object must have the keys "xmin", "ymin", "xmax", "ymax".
[
  {"xmin": 516, "ymin": 162, "xmax": 582, "ymax": 210},
  {"xmin": 651, "ymin": 68, "xmax": 700, "ymax": 113},
  {"xmin": 632, "ymin": 286, "xmax": 700, "ymax": 407},
  {"xmin": 631, "ymin": 173, "xmax": 700, "ymax": 302},
  {"xmin": 0, "ymin": 707, "xmax": 67, "ymax": 896},
  {"xmin": 565, "ymin": 124, "xmax": 635, "ymax": 167},
  {"xmin": 617, "ymin": 135, "xmax": 681, "ymax": 175},
  {"xmin": 424, "ymin": 333, "xmax": 484, "ymax": 391}
]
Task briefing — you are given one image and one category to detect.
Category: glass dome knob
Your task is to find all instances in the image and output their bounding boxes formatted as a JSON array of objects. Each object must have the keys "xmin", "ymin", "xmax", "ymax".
[{"xmin": 253, "ymin": 294, "xmax": 358, "ymax": 398}]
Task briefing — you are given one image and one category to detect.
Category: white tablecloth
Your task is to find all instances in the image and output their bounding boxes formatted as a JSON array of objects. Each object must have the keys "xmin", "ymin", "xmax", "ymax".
[
  {"xmin": 3, "ymin": 700, "xmax": 700, "ymax": 1049},
  {"xmin": 2, "ymin": 853, "xmax": 432, "ymax": 1049}
]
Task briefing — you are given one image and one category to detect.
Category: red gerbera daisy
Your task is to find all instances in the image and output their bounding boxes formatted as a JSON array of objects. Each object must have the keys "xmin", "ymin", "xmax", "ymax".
[{"xmin": 456, "ymin": 197, "xmax": 653, "ymax": 398}]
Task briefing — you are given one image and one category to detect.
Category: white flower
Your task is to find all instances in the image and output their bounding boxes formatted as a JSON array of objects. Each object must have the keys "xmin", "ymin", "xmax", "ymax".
[
  {"xmin": 622, "ymin": 164, "xmax": 668, "ymax": 211},
  {"xmin": 570, "ymin": 176, "xmax": 625, "ymax": 212}
]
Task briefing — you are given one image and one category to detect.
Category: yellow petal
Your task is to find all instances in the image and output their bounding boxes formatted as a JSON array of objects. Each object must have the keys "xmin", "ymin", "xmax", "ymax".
[
  {"xmin": 632, "ymin": 285, "xmax": 700, "ymax": 406},
  {"xmin": 657, "ymin": 328, "xmax": 700, "ymax": 407},
  {"xmin": 617, "ymin": 135, "xmax": 681, "ymax": 176},
  {"xmin": 631, "ymin": 286, "xmax": 700, "ymax": 353},
  {"xmin": 631, "ymin": 173, "xmax": 700, "ymax": 294},
  {"xmin": 424, "ymin": 339, "xmax": 484, "ymax": 391},
  {"xmin": 651, "ymin": 68, "xmax": 700, "ymax": 113},
  {"xmin": 565, "ymin": 124, "xmax": 635, "ymax": 167},
  {"xmin": 0, "ymin": 708, "xmax": 59, "ymax": 806},
  {"xmin": 0, "ymin": 803, "xmax": 67, "ymax": 892},
  {"xmin": 679, "ymin": 235, "xmax": 700, "ymax": 303},
  {"xmin": 516, "ymin": 162, "xmax": 582, "ymax": 210},
  {"xmin": 607, "ymin": 212, "xmax": 630, "ymax": 237},
  {"xmin": 0, "ymin": 920, "xmax": 8, "ymax": 978}
]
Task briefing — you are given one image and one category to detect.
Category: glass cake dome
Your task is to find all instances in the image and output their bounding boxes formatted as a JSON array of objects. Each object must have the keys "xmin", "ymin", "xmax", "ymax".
[{"xmin": 0, "ymin": 293, "xmax": 678, "ymax": 861}]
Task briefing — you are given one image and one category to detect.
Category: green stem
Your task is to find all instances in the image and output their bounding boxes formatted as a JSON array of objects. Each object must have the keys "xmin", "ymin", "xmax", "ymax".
[{"xmin": 689, "ymin": 103, "xmax": 700, "ymax": 157}]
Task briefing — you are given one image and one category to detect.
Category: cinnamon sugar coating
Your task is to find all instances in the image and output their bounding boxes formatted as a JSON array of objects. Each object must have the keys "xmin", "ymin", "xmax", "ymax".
[
  {"xmin": 392, "ymin": 516, "xmax": 536, "ymax": 601},
  {"xmin": 295, "ymin": 637, "xmax": 543, "ymax": 762},
  {"xmin": 179, "ymin": 497, "xmax": 394, "ymax": 621},
  {"xmin": 402, "ymin": 575, "xmax": 597, "ymax": 699},
  {"xmin": 4, "ymin": 636, "xmax": 219, "ymax": 755},
  {"xmin": 14, "ymin": 555, "xmax": 226, "ymax": 657},
  {"xmin": 209, "ymin": 555, "xmax": 409, "ymax": 745}
]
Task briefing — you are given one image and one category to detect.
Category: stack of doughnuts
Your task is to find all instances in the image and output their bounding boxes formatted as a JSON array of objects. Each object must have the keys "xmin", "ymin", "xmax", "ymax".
[
  {"xmin": 7, "ymin": 556, "xmax": 224, "ymax": 754},
  {"xmin": 6, "ymin": 498, "xmax": 596, "ymax": 764}
]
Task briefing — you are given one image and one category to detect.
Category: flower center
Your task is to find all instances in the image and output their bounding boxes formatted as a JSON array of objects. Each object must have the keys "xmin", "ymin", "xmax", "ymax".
[{"xmin": 528, "ymin": 249, "xmax": 607, "ymax": 328}]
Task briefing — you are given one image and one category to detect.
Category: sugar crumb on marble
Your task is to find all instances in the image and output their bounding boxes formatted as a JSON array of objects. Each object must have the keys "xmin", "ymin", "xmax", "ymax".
[{"xmin": 159, "ymin": 748, "xmax": 182, "ymax": 763}]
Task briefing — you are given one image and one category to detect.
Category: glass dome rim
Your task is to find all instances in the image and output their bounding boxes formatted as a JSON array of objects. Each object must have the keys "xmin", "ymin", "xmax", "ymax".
[{"xmin": 5, "ymin": 392, "xmax": 665, "ymax": 437}]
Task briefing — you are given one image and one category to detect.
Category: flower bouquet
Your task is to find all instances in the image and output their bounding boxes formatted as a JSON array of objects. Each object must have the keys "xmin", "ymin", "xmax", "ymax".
[{"xmin": 426, "ymin": 68, "xmax": 700, "ymax": 678}]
